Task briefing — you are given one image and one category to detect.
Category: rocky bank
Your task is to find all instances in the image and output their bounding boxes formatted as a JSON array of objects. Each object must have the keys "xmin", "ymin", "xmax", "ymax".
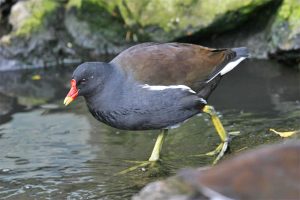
[{"xmin": 0, "ymin": 0, "xmax": 299, "ymax": 70}]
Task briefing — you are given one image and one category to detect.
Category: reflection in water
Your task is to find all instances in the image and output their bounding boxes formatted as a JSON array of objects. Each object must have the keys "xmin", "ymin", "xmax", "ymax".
[
  {"xmin": 210, "ymin": 59, "xmax": 300, "ymax": 112},
  {"xmin": 0, "ymin": 110, "xmax": 93, "ymax": 178},
  {"xmin": 0, "ymin": 60, "xmax": 299, "ymax": 199}
]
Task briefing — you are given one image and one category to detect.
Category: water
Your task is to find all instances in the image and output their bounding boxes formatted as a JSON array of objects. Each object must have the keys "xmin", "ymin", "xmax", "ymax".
[{"xmin": 0, "ymin": 59, "xmax": 299, "ymax": 199}]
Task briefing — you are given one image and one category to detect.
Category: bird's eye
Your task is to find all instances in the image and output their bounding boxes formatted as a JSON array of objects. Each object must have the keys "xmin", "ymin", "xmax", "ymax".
[{"xmin": 78, "ymin": 79, "xmax": 87, "ymax": 86}]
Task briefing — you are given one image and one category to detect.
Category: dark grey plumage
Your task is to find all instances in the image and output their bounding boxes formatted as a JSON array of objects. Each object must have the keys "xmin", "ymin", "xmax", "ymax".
[
  {"xmin": 77, "ymin": 64, "xmax": 205, "ymax": 130},
  {"xmin": 70, "ymin": 43, "xmax": 249, "ymax": 130}
]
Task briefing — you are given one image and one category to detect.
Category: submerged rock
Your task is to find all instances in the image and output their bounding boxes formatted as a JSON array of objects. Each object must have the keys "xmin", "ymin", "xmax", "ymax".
[{"xmin": 133, "ymin": 141, "xmax": 300, "ymax": 200}]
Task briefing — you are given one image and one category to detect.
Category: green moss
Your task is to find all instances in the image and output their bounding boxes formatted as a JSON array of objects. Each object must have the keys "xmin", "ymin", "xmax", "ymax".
[
  {"xmin": 148, "ymin": 0, "xmax": 268, "ymax": 30},
  {"xmin": 67, "ymin": 0, "xmax": 120, "ymax": 14},
  {"xmin": 13, "ymin": 0, "xmax": 276, "ymax": 44},
  {"xmin": 75, "ymin": 0, "xmax": 126, "ymax": 43},
  {"xmin": 67, "ymin": 0, "xmax": 82, "ymax": 9},
  {"xmin": 278, "ymin": 0, "xmax": 292, "ymax": 19},
  {"xmin": 271, "ymin": 0, "xmax": 300, "ymax": 49},
  {"xmin": 116, "ymin": 0, "xmax": 273, "ymax": 41},
  {"xmin": 288, "ymin": 0, "xmax": 300, "ymax": 33},
  {"xmin": 16, "ymin": 0, "xmax": 58, "ymax": 36}
]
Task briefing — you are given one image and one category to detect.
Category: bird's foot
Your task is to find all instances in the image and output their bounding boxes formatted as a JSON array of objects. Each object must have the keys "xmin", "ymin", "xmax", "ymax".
[
  {"xmin": 191, "ymin": 141, "xmax": 228, "ymax": 165},
  {"xmin": 117, "ymin": 129, "xmax": 168, "ymax": 175},
  {"xmin": 116, "ymin": 160, "xmax": 160, "ymax": 175},
  {"xmin": 192, "ymin": 131, "xmax": 239, "ymax": 165},
  {"xmin": 205, "ymin": 140, "xmax": 229, "ymax": 165},
  {"xmin": 269, "ymin": 128, "xmax": 297, "ymax": 138}
]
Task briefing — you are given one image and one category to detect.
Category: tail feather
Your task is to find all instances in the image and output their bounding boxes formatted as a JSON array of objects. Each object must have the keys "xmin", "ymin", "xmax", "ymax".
[
  {"xmin": 219, "ymin": 47, "xmax": 249, "ymax": 76},
  {"xmin": 232, "ymin": 47, "xmax": 249, "ymax": 58},
  {"xmin": 200, "ymin": 47, "xmax": 249, "ymax": 99}
]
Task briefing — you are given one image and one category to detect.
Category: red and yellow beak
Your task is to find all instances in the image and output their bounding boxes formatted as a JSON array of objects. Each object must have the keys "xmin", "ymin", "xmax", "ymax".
[{"xmin": 64, "ymin": 79, "xmax": 78, "ymax": 106}]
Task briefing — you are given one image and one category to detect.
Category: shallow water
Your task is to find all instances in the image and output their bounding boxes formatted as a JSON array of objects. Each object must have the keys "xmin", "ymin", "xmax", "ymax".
[{"xmin": 0, "ymin": 59, "xmax": 299, "ymax": 199}]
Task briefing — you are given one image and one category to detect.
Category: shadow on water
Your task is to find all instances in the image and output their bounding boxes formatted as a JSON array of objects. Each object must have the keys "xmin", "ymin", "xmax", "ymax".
[{"xmin": 0, "ymin": 59, "xmax": 299, "ymax": 199}]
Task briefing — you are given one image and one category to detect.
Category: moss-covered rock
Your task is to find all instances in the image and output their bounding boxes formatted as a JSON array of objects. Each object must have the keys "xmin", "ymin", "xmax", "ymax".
[
  {"xmin": 0, "ymin": 0, "xmax": 300, "ymax": 70},
  {"xmin": 65, "ymin": 0, "xmax": 130, "ymax": 54},
  {"xmin": 270, "ymin": 0, "xmax": 300, "ymax": 50},
  {"xmin": 0, "ymin": 0, "xmax": 79, "ymax": 70},
  {"xmin": 269, "ymin": 0, "xmax": 300, "ymax": 64},
  {"xmin": 118, "ymin": 0, "xmax": 273, "ymax": 41},
  {"xmin": 9, "ymin": 0, "xmax": 58, "ymax": 36}
]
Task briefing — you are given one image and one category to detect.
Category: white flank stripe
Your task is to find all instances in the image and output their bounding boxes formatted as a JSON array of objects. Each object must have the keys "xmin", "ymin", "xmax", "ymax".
[
  {"xmin": 220, "ymin": 57, "xmax": 246, "ymax": 75},
  {"xmin": 142, "ymin": 84, "xmax": 196, "ymax": 94}
]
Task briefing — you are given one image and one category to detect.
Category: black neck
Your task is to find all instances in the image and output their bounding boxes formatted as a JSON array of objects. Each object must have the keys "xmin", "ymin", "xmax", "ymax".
[{"xmin": 84, "ymin": 63, "xmax": 134, "ymax": 112}]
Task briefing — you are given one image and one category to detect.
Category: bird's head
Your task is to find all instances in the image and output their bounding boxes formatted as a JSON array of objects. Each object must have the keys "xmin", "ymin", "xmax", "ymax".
[{"xmin": 64, "ymin": 62, "xmax": 110, "ymax": 106}]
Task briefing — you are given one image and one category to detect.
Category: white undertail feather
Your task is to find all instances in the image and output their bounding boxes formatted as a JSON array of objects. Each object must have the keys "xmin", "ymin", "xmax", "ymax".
[
  {"xmin": 220, "ymin": 57, "xmax": 246, "ymax": 75},
  {"xmin": 205, "ymin": 56, "xmax": 247, "ymax": 83}
]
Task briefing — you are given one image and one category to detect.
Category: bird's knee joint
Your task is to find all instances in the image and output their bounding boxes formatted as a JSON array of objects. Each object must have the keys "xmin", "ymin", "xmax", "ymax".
[{"xmin": 203, "ymin": 105, "xmax": 216, "ymax": 115}]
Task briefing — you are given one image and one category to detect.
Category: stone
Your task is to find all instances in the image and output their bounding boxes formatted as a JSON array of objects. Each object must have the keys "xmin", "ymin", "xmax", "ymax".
[
  {"xmin": 270, "ymin": 0, "xmax": 300, "ymax": 51},
  {"xmin": 133, "ymin": 141, "xmax": 300, "ymax": 200},
  {"xmin": 269, "ymin": 0, "xmax": 300, "ymax": 64},
  {"xmin": 64, "ymin": 1, "xmax": 128, "ymax": 55},
  {"xmin": 118, "ymin": 0, "xmax": 274, "ymax": 42},
  {"xmin": 0, "ymin": 92, "xmax": 16, "ymax": 117}
]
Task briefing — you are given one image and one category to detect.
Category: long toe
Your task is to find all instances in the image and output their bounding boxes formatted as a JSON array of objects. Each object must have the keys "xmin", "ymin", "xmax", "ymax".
[
  {"xmin": 212, "ymin": 140, "xmax": 229, "ymax": 165},
  {"xmin": 117, "ymin": 161, "xmax": 152, "ymax": 175},
  {"xmin": 191, "ymin": 140, "xmax": 230, "ymax": 165},
  {"xmin": 117, "ymin": 160, "xmax": 164, "ymax": 175}
]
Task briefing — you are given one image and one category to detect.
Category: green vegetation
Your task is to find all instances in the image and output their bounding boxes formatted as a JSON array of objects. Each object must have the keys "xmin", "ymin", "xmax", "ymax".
[
  {"xmin": 271, "ymin": 0, "xmax": 300, "ymax": 49},
  {"xmin": 15, "ymin": 0, "xmax": 58, "ymax": 36}
]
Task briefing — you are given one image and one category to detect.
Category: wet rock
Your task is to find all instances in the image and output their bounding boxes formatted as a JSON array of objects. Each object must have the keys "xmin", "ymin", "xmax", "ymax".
[
  {"xmin": 118, "ymin": 0, "xmax": 273, "ymax": 42},
  {"xmin": 133, "ymin": 141, "xmax": 300, "ymax": 200},
  {"xmin": 0, "ymin": 92, "xmax": 19, "ymax": 124},
  {"xmin": 0, "ymin": 0, "xmax": 17, "ymax": 22},
  {"xmin": 64, "ymin": 0, "xmax": 277, "ymax": 56},
  {"xmin": 0, "ymin": 0, "xmax": 80, "ymax": 70},
  {"xmin": 180, "ymin": 0, "xmax": 281, "ymax": 59},
  {"xmin": 0, "ymin": 0, "xmax": 17, "ymax": 36},
  {"xmin": 0, "ymin": 92, "xmax": 16, "ymax": 116},
  {"xmin": 64, "ymin": 1, "xmax": 130, "ymax": 55},
  {"xmin": 0, "ymin": 68, "xmax": 71, "ymax": 107}
]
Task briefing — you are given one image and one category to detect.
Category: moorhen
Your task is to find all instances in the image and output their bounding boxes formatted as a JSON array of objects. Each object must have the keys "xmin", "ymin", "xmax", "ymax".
[{"xmin": 64, "ymin": 43, "xmax": 249, "ymax": 173}]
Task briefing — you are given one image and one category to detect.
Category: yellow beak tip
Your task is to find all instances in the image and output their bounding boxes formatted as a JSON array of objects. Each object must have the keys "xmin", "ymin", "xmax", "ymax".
[{"xmin": 63, "ymin": 97, "xmax": 73, "ymax": 106}]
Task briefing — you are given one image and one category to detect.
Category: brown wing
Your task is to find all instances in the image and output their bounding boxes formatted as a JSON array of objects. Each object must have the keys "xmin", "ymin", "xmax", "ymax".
[{"xmin": 110, "ymin": 42, "xmax": 236, "ymax": 92}]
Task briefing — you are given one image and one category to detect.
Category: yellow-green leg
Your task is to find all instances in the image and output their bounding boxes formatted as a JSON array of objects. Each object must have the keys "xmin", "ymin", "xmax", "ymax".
[
  {"xmin": 202, "ymin": 105, "xmax": 232, "ymax": 165},
  {"xmin": 118, "ymin": 129, "xmax": 168, "ymax": 175},
  {"xmin": 149, "ymin": 129, "xmax": 168, "ymax": 161}
]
